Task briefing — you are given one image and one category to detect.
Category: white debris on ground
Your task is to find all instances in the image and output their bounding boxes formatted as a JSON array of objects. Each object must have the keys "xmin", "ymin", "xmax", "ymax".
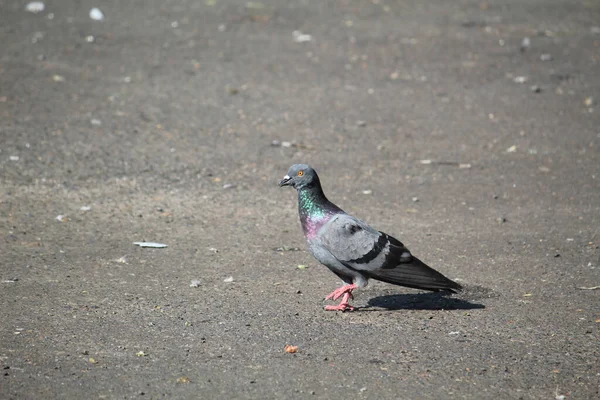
[
  {"xmin": 133, "ymin": 242, "xmax": 168, "ymax": 248},
  {"xmin": 89, "ymin": 8, "xmax": 104, "ymax": 21},
  {"xmin": 25, "ymin": 2, "xmax": 45, "ymax": 13},
  {"xmin": 292, "ymin": 30, "xmax": 312, "ymax": 43}
]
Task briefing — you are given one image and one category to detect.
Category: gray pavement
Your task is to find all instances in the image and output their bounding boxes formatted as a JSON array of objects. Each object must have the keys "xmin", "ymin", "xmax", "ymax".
[{"xmin": 1, "ymin": 0, "xmax": 599, "ymax": 398}]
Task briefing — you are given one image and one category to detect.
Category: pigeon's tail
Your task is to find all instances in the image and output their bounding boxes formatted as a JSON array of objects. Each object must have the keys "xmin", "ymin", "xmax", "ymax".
[{"xmin": 365, "ymin": 256, "xmax": 462, "ymax": 293}]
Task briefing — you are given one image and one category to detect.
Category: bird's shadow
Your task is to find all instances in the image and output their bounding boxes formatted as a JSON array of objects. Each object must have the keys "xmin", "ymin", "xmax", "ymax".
[{"xmin": 361, "ymin": 285, "xmax": 494, "ymax": 311}]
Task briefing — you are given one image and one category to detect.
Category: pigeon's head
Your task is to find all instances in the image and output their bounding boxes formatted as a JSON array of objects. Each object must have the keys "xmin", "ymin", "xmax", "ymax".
[{"xmin": 279, "ymin": 164, "xmax": 319, "ymax": 190}]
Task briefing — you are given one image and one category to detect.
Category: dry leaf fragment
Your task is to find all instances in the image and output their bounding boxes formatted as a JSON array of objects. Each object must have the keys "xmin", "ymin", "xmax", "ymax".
[{"xmin": 284, "ymin": 345, "xmax": 299, "ymax": 353}]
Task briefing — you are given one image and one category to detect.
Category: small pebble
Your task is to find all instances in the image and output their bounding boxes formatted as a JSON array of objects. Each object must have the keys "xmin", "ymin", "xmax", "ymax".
[
  {"xmin": 293, "ymin": 30, "xmax": 313, "ymax": 43},
  {"xmin": 25, "ymin": 2, "xmax": 45, "ymax": 13},
  {"xmin": 89, "ymin": 8, "xmax": 104, "ymax": 21},
  {"xmin": 513, "ymin": 76, "xmax": 528, "ymax": 84}
]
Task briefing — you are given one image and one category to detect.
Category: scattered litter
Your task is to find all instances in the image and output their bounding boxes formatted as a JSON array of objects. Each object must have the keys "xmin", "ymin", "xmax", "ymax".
[
  {"xmin": 52, "ymin": 74, "xmax": 65, "ymax": 82},
  {"xmin": 297, "ymin": 265, "xmax": 309, "ymax": 270},
  {"xmin": 114, "ymin": 256, "xmax": 128, "ymax": 264},
  {"xmin": 566, "ymin": 238, "xmax": 574, "ymax": 242},
  {"xmin": 360, "ymin": 387, "xmax": 367, "ymax": 392},
  {"xmin": 292, "ymin": 30, "xmax": 312, "ymax": 43},
  {"xmin": 591, "ymin": 26, "xmax": 600, "ymax": 34},
  {"xmin": 2, "ymin": 278, "xmax": 18, "ymax": 283},
  {"xmin": 506, "ymin": 145, "xmax": 517, "ymax": 153},
  {"xmin": 89, "ymin": 8, "xmax": 104, "ymax": 21},
  {"xmin": 539, "ymin": 166, "xmax": 550, "ymax": 172},
  {"xmin": 530, "ymin": 85, "xmax": 542, "ymax": 93},
  {"xmin": 190, "ymin": 280, "xmax": 201, "ymax": 288},
  {"xmin": 222, "ymin": 183, "xmax": 235, "ymax": 189},
  {"xmin": 273, "ymin": 246, "xmax": 301, "ymax": 252},
  {"xmin": 270, "ymin": 140, "xmax": 313, "ymax": 150},
  {"xmin": 520, "ymin": 37, "xmax": 530, "ymax": 51},
  {"xmin": 79, "ymin": 205, "xmax": 92, "ymax": 211},
  {"xmin": 411, "ymin": 197, "xmax": 419, "ymax": 202},
  {"xmin": 31, "ymin": 31, "xmax": 44, "ymax": 43},
  {"xmin": 584, "ymin": 97, "xmax": 594, "ymax": 107},
  {"xmin": 576, "ymin": 286, "xmax": 600, "ymax": 290},
  {"xmin": 9, "ymin": 156, "xmax": 19, "ymax": 161},
  {"xmin": 136, "ymin": 351, "xmax": 146, "ymax": 357},
  {"xmin": 496, "ymin": 216, "xmax": 507, "ymax": 223},
  {"xmin": 223, "ymin": 276, "xmax": 234, "ymax": 283},
  {"xmin": 246, "ymin": 2, "xmax": 265, "ymax": 9},
  {"xmin": 176, "ymin": 376, "xmax": 191, "ymax": 384},
  {"xmin": 284, "ymin": 344, "xmax": 299, "ymax": 353},
  {"xmin": 55, "ymin": 214, "xmax": 67, "ymax": 222},
  {"xmin": 208, "ymin": 247, "xmax": 219, "ymax": 253},
  {"xmin": 25, "ymin": 2, "xmax": 45, "ymax": 13},
  {"xmin": 90, "ymin": 119, "xmax": 102, "ymax": 126},
  {"xmin": 88, "ymin": 357, "xmax": 98, "ymax": 364},
  {"xmin": 449, "ymin": 331, "xmax": 460, "ymax": 335},
  {"xmin": 123, "ymin": 76, "xmax": 132, "ymax": 83},
  {"xmin": 556, "ymin": 395, "xmax": 565, "ymax": 400},
  {"xmin": 356, "ymin": 120, "xmax": 367, "ymax": 127},
  {"xmin": 513, "ymin": 76, "xmax": 528, "ymax": 84},
  {"xmin": 522, "ymin": 293, "xmax": 533, "ymax": 297},
  {"xmin": 362, "ymin": 190, "xmax": 372, "ymax": 195},
  {"xmin": 133, "ymin": 242, "xmax": 168, "ymax": 248},
  {"xmin": 86, "ymin": 35, "xmax": 95, "ymax": 43},
  {"xmin": 540, "ymin": 53, "xmax": 552, "ymax": 61},
  {"xmin": 419, "ymin": 160, "xmax": 472, "ymax": 168}
]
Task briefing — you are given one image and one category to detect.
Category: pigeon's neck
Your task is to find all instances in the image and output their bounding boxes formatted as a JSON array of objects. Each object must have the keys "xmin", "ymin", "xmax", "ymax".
[{"xmin": 298, "ymin": 184, "xmax": 340, "ymax": 239}]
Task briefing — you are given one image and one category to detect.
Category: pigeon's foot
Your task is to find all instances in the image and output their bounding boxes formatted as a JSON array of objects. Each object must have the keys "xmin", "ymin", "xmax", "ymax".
[
  {"xmin": 324, "ymin": 303, "xmax": 355, "ymax": 312},
  {"xmin": 324, "ymin": 292, "xmax": 355, "ymax": 312},
  {"xmin": 325, "ymin": 284, "xmax": 358, "ymax": 301}
]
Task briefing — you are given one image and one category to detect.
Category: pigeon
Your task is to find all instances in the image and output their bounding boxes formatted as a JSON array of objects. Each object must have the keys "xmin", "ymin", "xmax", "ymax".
[{"xmin": 279, "ymin": 164, "xmax": 462, "ymax": 311}]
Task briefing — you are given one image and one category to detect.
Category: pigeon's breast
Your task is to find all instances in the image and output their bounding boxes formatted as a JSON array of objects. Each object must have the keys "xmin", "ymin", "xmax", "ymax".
[{"xmin": 303, "ymin": 213, "xmax": 333, "ymax": 240}]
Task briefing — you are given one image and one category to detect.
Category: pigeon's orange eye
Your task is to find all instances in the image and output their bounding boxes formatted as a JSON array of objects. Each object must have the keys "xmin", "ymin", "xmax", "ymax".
[{"xmin": 297, "ymin": 170, "xmax": 304, "ymax": 177}]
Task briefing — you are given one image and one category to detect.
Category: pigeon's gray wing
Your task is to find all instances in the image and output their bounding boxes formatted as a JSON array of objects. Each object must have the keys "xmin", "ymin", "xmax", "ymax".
[{"xmin": 318, "ymin": 214, "xmax": 462, "ymax": 292}]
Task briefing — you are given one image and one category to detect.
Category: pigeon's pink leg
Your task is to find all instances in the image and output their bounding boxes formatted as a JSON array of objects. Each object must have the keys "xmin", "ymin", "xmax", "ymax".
[
  {"xmin": 324, "ymin": 284, "xmax": 358, "ymax": 311},
  {"xmin": 324, "ymin": 292, "xmax": 355, "ymax": 311},
  {"xmin": 325, "ymin": 284, "xmax": 358, "ymax": 301}
]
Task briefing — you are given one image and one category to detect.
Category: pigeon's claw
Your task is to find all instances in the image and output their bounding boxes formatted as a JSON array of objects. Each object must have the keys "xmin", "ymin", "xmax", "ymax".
[
  {"xmin": 325, "ymin": 284, "xmax": 358, "ymax": 301},
  {"xmin": 324, "ymin": 292, "xmax": 355, "ymax": 311}
]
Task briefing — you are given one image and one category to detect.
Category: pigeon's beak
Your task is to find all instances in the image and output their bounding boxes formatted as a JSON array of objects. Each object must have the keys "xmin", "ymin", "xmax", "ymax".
[{"xmin": 279, "ymin": 175, "xmax": 293, "ymax": 187}]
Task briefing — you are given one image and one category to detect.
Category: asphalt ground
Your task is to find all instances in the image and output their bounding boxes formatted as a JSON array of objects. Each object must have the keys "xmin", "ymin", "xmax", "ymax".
[{"xmin": 1, "ymin": 0, "xmax": 599, "ymax": 399}]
